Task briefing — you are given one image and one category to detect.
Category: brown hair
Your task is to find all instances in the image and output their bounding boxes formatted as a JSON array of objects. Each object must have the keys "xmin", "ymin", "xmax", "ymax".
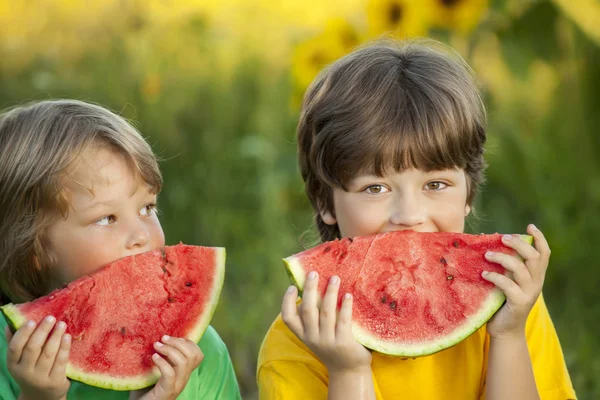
[
  {"xmin": 0, "ymin": 99, "xmax": 162, "ymax": 303},
  {"xmin": 297, "ymin": 39, "xmax": 487, "ymax": 242}
]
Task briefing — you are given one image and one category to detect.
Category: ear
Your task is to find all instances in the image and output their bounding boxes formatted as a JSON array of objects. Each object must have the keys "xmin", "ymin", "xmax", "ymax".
[
  {"xmin": 320, "ymin": 209, "xmax": 337, "ymax": 225},
  {"xmin": 465, "ymin": 204, "xmax": 471, "ymax": 216}
]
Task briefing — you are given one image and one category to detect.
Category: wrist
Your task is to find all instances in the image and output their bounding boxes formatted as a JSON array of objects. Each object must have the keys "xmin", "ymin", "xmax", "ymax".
[{"xmin": 489, "ymin": 328, "xmax": 527, "ymax": 343}]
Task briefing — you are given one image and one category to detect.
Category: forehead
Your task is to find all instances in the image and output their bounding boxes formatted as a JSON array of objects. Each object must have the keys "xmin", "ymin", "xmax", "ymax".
[{"xmin": 64, "ymin": 147, "xmax": 145, "ymax": 201}]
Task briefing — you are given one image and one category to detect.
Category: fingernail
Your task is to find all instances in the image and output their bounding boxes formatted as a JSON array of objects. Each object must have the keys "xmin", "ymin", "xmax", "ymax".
[
  {"xmin": 482, "ymin": 271, "xmax": 489, "ymax": 276},
  {"xmin": 530, "ymin": 224, "xmax": 538, "ymax": 231},
  {"xmin": 57, "ymin": 321, "xmax": 66, "ymax": 330},
  {"xmin": 344, "ymin": 293, "xmax": 351, "ymax": 299},
  {"xmin": 26, "ymin": 320, "xmax": 36, "ymax": 328},
  {"xmin": 45, "ymin": 316, "xmax": 56, "ymax": 323},
  {"xmin": 152, "ymin": 353, "xmax": 160, "ymax": 360},
  {"xmin": 162, "ymin": 335, "xmax": 170, "ymax": 342},
  {"xmin": 486, "ymin": 251, "xmax": 495, "ymax": 257},
  {"xmin": 502, "ymin": 235, "xmax": 512, "ymax": 241},
  {"xmin": 286, "ymin": 286, "xmax": 296, "ymax": 293},
  {"xmin": 155, "ymin": 341, "xmax": 163, "ymax": 347},
  {"xmin": 330, "ymin": 276, "xmax": 339, "ymax": 284},
  {"xmin": 308, "ymin": 271, "xmax": 317, "ymax": 280},
  {"xmin": 63, "ymin": 334, "xmax": 71, "ymax": 344}
]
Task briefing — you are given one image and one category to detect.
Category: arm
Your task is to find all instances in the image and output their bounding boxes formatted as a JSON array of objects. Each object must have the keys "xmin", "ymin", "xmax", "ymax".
[
  {"xmin": 328, "ymin": 367, "xmax": 375, "ymax": 400},
  {"xmin": 482, "ymin": 224, "xmax": 550, "ymax": 400},
  {"xmin": 281, "ymin": 273, "xmax": 376, "ymax": 400},
  {"xmin": 485, "ymin": 334, "xmax": 539, "ymax": 400}
]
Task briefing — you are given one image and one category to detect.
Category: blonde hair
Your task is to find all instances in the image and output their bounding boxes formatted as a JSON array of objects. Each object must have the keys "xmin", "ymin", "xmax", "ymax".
[
  {"xmin": 0, "ymin": 99, "xmax": 162, "ymax": 303},
  {"xmin": 297, "ymin": 39, "xmax": 487, "ymax": 241}
]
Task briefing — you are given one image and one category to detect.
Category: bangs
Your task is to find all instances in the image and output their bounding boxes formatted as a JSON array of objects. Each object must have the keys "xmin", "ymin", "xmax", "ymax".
[{"xmin": 312, "ymin": 56, "xmax": 485, "ymax": 190}]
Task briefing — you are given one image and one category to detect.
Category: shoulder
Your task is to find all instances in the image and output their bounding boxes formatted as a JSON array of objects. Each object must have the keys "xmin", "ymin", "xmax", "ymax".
[{"xmin": 198, "ymin": 325, "xmax": 232, "ymax": 362}]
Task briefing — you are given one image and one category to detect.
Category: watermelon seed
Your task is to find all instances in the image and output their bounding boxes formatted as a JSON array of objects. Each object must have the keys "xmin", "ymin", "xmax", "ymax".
[
  {"xmin": 381, "ymin": 295, "xmax": 387, "ymax": 303},
  {"xmin": 452, "ymin": 240, "xmax": 459, "ymax": 248},
  {"xmin": 440, "ymin": 257, "xmax": 447, "ymax": 264},
  {"xmin": 324, "ymin": 246, "xmax": 331, "ymax": 253},
  {"xmin": 162, "ymin": 267, "xmax": 167, "ymax": 273},
  {"xmin": 185, "ymin": 282, "xmax": 192, "ymax": 287},
  {"xmin": 447, "ymin": 275, "xmax": 454, "ymax": 280},
  {"xmin": 120, "ymin": 327, "xmax": 126, "ymax": 335},
  {"xmin": 348, "ymin": 237, "xmax": 354, "ymax": 242},
  {"xmin": 168, "ymin": 297, "xmax": 175, "ymax": 303},
  {"xmin": 390, "ymin": 301, "xmax": 397, "ymax": 310}
]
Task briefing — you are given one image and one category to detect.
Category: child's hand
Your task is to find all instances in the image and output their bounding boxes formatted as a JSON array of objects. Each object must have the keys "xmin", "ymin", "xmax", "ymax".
[
  {"xmin": 281, "ymin": 272, "xmax": 372, "ymax": 374},
  {"xmin": 129, "ymin": 336, "xmax": 203, "ymax": 400},
  {"xmin": 5, "ymin": 316, "xmax": 71, "ymax": 400},
  {"xmin": 483, "ymin": 224, "xmax": 550, "ymax": 339}
]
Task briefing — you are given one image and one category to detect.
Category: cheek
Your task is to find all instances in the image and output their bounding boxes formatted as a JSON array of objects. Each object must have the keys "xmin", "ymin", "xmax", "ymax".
[
  {"xmin": 148, "ymin": 217, "xmax": 165, "ymax": 249},
  {"xmin": 336, "ymin": 198, "xmax": 388, "ymax": 237}
]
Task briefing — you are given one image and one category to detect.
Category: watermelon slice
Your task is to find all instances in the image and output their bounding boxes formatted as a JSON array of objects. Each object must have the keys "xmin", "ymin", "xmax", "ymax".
[
  {"xmin": 284, "ymin": 231, "xmax": 532, "ymax": 357},
  {"xmin": 1, "ymin": 243, "xmax": 225, "ymax": 391}
]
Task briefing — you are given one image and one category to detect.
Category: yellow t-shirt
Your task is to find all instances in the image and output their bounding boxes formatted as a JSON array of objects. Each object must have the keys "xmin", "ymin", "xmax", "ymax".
[{"xmin": 257, "ymin": 295, "xmax": 576, "ymax": 399}]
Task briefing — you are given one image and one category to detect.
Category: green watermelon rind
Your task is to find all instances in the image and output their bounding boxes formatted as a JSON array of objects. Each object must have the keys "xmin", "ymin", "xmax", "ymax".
[
  {"xmin": 283, "ymin": 234, "xmax": 532, "ymax": 357},
  {"xmin": 0, "ymin": 246, "xmax": 227, "ymax": 391}
]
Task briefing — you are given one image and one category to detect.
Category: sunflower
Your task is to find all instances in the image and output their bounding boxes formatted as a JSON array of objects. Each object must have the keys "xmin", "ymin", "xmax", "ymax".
[
  {"xmin": 429, "ymin": 0, "xmax": 489, "ymax": 34},
  {"xmin": 366, "ymin": 0, "xmax": 431, "ymax": 39},
  {"xmin": 291, "ymin": 18, "xmax": 360, "ymax": 97}
]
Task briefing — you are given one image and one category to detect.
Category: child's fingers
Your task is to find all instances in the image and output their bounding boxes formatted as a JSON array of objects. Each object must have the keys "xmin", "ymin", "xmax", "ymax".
[
  {"xmin": 527, "ymin": 224, "xmax": 551, "ymax": 276},
  {"xmin": 485, "ymin": 251, "xmax": 531, "ymax": 287},
  {"xmin": 154, "ymin": 341, "xmax": 187, "ymax": 369},
  {"xmin": 281, "ymin": 286, "xmax": 304, "ymax": 339},
  {"xmin": 500, "ymin": 234, "xmax": 539, "ymax": 262},
  {"xmin": 335, "ymin": 293, "xmax": 353, "ymax": 339},
  {"xmin": 482, "ymin": 271, "xmax": 525, "ymax": 302},
  {"xmin": 161, "ymin": 336, "xmax": 203, "ymax": 368},
  {"xmin": 152, "ymin": 353, "xmax": 176, "ymax": 389},
  {"xmin": 49, "ymin": 333, "xmax": 71, "ymax": 381},
  {"xmin": 20, "ymin": 316, "xmax": 56, "ymax": 366},
  {"xmin": 299, "ymin": 272, "xmax": 319, "ymax": 342},
  {"xmin": 36, "ymin": 321, "xmax": 67, "ymax": 372},
  {"xmin": 319, "ymin": 276, "xmax": 340, "ymax": 343},
  {"xmin": 6, "ymin": 320, "xmax": 36, "ymax": 365}
]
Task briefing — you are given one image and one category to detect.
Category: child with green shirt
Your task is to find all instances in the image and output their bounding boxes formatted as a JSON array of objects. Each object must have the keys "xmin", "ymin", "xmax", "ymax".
[{"xmin": 0, "ymin": 99, "xmax": 241, "ymax": 400}]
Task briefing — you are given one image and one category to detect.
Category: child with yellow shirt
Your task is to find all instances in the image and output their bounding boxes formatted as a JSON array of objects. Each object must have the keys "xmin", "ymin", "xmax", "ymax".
[{"xmin": 257, "ymin": 40, "xmax": 576, "ymax": 399}]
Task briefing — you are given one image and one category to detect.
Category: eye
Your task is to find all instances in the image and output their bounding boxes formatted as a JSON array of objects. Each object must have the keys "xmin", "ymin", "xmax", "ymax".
[
  {"xmin": 364, "ymin": 185, "xmax": 389, "ymax": 194},
  {"xmin": 95, "ymin": 215, "xmax": 116, "ymax": 226},
  {"xmin": 140, "ymin": 204, "xmax": 158, "ymax": 216},
  {"xmin": 424, "ymin": 181, "xmax": 448, "ymax": 191}
]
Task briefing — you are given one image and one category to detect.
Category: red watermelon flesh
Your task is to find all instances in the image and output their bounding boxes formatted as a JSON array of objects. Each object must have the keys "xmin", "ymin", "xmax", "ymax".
[
  {"xmin": 1, "ymin": 244, "xmax": 225, "ymax": 390},
  {"xmin": 284, "ymin": 231, "xmax": 531, "ymax": 357}
]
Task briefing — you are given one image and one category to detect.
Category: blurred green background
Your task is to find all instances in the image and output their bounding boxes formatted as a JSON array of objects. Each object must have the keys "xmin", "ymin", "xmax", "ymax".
[{"xmin": 1, "ymin": 0, "xmax": 598, "ymax": 398}]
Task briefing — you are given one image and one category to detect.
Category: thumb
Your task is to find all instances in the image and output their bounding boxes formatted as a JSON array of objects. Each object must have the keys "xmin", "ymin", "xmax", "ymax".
[{"xmin": 4, "ymin": 326, "xmax": 12, "ymax": 341}]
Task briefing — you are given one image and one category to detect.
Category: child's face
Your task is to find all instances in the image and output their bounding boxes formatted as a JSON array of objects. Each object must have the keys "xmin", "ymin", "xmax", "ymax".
[
  {"xmin": 321, "ymin": 168, "xmax": 470, "ymax": 238},
  {"xmin": 44, "ymin": 147, "xmax": 165, "ymax": 289}
]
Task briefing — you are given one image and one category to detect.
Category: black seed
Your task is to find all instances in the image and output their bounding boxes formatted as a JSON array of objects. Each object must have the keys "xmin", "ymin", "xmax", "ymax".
[
  {"xmin": 120, "ymin": 327, "xmax": 126, "ymax": 335},
  {"xmin": 185, "ymin": 282, "xmax": 192, "ymax": 287},
  {"xmin": 324, "ymin": 246, "xmax": 331, "ymax": 253},
  {"xmin": 447, "ymin": 275, "xmax": 454, "ymax": 280},
  {"xmin": 440, "ymin": 257, "xmax": 447, "ymax": 264},
  {"xmin": 452, "ymin": 240, "xmax": 459, "ymax": 248},
  {"xmin": 162, "ymin": 267, "xmax": 167, "ymax": 272},
  {"xmin": 348, "ymin": 237, "xmax": 354, "ymax": 242},
  {"xmin": 168, "ymin": 297, "xmax": 175, "ymax": 303},
  {"xmin": 381, "ymin": 295, "xmax": 387, "ymax": 303},
  {"xmin": 390, "ymin": 301, "xmax": 397, "ymax": 310}
]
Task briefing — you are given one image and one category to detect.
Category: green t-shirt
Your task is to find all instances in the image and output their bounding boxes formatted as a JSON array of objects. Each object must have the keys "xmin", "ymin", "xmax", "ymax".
[{"xmin": 0, "ymin": 317, "xmax": 241, "ymax": 399}]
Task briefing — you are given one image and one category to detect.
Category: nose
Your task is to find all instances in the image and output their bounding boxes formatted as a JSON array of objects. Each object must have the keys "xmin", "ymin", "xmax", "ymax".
[
  {"xmin": 389, "ymin": 192, "xmax": 426, "ymax": 228},
  {"xmin": 125, "ymin": 219, "xmax": 151, "ymax": 250}
]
